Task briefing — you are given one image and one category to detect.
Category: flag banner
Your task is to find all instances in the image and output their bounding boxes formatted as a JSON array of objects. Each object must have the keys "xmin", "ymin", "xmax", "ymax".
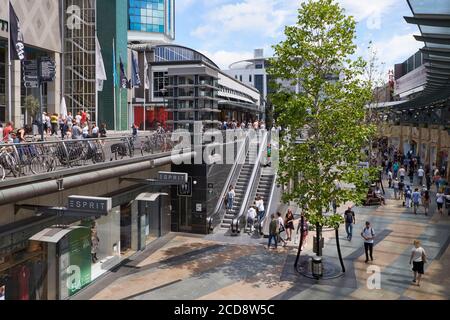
[
  {"xmin": 144, "ymin": 52, "xmax": 150, "ymax": 90},
  {"xmin": 96, "ymin": 37, "xmax": 107, "ymax": 92},
  {"xmin": 119, "ymin": 56, "xmax": 129, "ymax": 89},
  {"xmin": 112, "ymin": 39, "xmax": 117, "ymax": 87},
  {"xmin": 131, "ymin": 50, "xmax": 141, "ymax": 88},
  {"xmin": 9, "ymin": 2, "xmax": 25, "ymax": 61}
]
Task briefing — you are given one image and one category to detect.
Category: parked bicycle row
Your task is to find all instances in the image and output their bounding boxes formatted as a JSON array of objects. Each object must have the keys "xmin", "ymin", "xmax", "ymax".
[{"xmin": 0, "ymin": 133, "xmax": 174, "ymax": 181}]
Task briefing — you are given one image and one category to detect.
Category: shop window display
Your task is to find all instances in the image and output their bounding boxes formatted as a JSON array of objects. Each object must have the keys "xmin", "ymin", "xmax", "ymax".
[{"xmin": 0, "ymin": 241, "xmax": 47, "ymax": 300}]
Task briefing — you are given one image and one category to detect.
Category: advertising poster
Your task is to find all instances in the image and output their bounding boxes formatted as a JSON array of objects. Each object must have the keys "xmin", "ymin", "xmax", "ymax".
[{"xmin": 59, "ymin": 227, "xmax": 91, "ymax": 298}]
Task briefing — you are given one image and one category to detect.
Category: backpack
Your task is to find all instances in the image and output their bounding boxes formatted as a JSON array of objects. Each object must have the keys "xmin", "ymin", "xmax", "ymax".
[{"xmin": 406, "ymin": 190, "xmax": 411, "ymax": 198}]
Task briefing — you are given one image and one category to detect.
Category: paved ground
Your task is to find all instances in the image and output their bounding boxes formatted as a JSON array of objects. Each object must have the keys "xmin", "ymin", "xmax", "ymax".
[{"xmin": 73, "ymin": 181, "xmax": 450, "ymax": 300}]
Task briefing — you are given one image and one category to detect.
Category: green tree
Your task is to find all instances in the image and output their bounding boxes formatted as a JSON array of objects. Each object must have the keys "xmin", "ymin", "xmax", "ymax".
[
  {"xmin": 268, "ymin": 0, "xmax": 376, "ymax": 260},
  {"xmin": 24, "ymin": 95, "xmax": 40, "ymax": 121}
]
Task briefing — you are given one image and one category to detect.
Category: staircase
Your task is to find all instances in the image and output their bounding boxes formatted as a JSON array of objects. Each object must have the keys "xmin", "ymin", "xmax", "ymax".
[{"xmin": 220, "ymin": 142, "xmax": 259, "ymax": 229}]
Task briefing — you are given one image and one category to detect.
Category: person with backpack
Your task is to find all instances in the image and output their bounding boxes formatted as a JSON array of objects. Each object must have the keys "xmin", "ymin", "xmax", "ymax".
[
  {"xmin": 409, "ymin": 240, "xmax": 427, "ymax": 287},
  {"xmin": 398, "ymin": 179, "xmax": 405, "ymax": 201},
  {"xmin": 344, "ymin": 206, "xmax": 355, "ymax": 241},
  {"xmin": 361, "ymin": 221, "xmax": 375, "ymax": 263},
  {"xmin": 412, "ymin": 188, "xmax": 421, "ymax": 215}
]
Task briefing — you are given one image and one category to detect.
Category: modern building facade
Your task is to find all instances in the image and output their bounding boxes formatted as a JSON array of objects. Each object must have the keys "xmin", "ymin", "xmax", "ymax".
[
  {"xmin": 131, "ymin": 45, "xmax": 261, "ymax": 131},
  {"xmin": 0, "ymin": 0, "xmax": 62, "ymax": 127},
  {"xmin": 225, "ymin": 49, "xmax": 301, "ymax": 121},
  {"xmin": 393, "ymin": 51, "xmax": 427, "ymax": 101},
  {"xmin": 128, "ymin": 0, "xmax": 175, "ymax": 44}
]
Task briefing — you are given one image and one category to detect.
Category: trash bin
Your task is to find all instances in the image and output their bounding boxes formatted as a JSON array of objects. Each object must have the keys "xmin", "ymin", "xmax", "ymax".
[{"xmin": 312, "ymin": 256, "xmax": 323, "ymax": 279}]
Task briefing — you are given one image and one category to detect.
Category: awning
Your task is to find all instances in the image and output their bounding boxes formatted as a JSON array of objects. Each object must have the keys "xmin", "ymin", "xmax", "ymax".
[
  {"xmin": 135, "ymin": 193, "xmax": 169, "ymax": 202},
  {"xmin": 30, "ymin": 226, "xmax": 87, "ymax": 244}
]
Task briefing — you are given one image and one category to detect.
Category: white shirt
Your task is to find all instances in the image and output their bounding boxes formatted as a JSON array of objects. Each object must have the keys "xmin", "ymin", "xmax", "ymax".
[
  {"xmin": 255, "ymin": 199, "xmax": 265, "ymax": 212},
  {"xmin": 393, "ymin": 180, "xmax": 399, "ymax": 189},
  {"xmin": 411, "ymin": 247, "xmax": 425, "ymax": 262},
  {"xmin": 362, "ymin": 227, "xmax": 375, "ymax": 243},
  {"xmin": 388, "ymin": 171, "xmax": 393, "ymax": 179},
  {"xmin": 247, "ymin": 207, "xmax": 257, "ymax": 220},
  {"xmin": 76, "ymin": 115, "xmax": 82, "ymax": 124},
  {"xmin": 92, "ymin": 126, "xmax": 99, "ymax": 134},
  {"xmin": 277, "ymin": 216, "xmax": 285, "ymax": 230},
  {"xmin": 399, "ymin": 168, "xmax": 406, "ymax": 176},
  {"xmin": 436, "ymin": 193, "xmax": 445, "ymax": 204},
  {"xmin": 82, "ymin": 126, "xmax": 89, "ymax": 136},
  {"xmin": 417, "ymin": 168, "xmax": 424, "ymax": 177}
]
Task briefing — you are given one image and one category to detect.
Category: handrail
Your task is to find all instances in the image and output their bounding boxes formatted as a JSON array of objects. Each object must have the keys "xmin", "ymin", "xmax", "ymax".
[
  {"xmin": 208, "ymin": 130, "xmax": 250, "ymax": 228},
  {"xmin": 232, "ymin": 130, "xmax": 268, "ymax": 233},
  {"xmin": 260, "ymin": 171, "xmax": 278, "ymax": 236}
]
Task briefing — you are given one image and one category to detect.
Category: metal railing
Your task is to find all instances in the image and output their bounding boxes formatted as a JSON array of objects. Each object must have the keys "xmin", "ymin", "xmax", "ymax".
[
  {"xmin": 231, "ymin": 130, "xmax": 268, "ymax": 234},
  {"xmin": 0, "ymin": 133, "xmax": 174, "ymax": 182}
]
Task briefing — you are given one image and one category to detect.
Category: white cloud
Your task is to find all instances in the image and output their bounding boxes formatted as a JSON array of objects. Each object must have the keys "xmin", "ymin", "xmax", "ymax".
[
  {"xmin": 199, "ymin": 49, "xmax": 254, "ymax": 69},
  {"xmin": 338, "ymin": 0, "xmax": 397, "ymax": 22},
  {"xmin": 190, "ymin": 0, "xmax": 298, "ymax": 39},
  {"xmin": 370, "ymin": 33, "xmax": 421, "ymax": 70}
]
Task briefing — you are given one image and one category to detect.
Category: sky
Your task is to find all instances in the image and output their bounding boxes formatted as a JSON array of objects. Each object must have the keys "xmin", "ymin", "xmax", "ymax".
[{"xmin": 175, "ymin": 0, "xmax": 422, "ymax": 76}]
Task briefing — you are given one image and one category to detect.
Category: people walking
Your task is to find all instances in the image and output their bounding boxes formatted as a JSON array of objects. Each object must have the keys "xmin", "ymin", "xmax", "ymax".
[
  {"xmin": 361, "ymin": 221, "xmax": 375, "ymax": 263},
  {"xmin": 285, "ymin": 209, "xmax": 295, "ymax": 241},
  {"xmin": 405, "ymin": 185, "xmax": 412, "ymax": 208},
  {"xmin": 344, "ymin": 206, "xmax": 355, "ymax": 241},
  {"xmin": 409, "ymin": 240, "xmax": 427, "ymax": 287},
  {"xmin": 277, "ymin": 212, "xmax": 287, "ymax": 247},
  {"xmin": 268, "ymin": 214, "xmax": 278, "ymax": 250},
  {"xmin": 417, "ymin": 166, "xmax": 425, "ymax": 186},
  {"xmin": 436, "ymin": 190, "xmax": 445, "ymax": 216},
  {"xmin": 399, "ymin": 166, "xmax": 406, "ymax": 182},
  {"xmin": 412, "ymin": 188, "xmax": 421, "ymax": 215},
  {"xmin": 421, "ymin": 189, "xmax": 430, "ymax": 216},
  {"xmin": 295, "ymin": 211, "xmax": 309, "ymax": 250},
  {"xmin": 388, "ymin": 169, "xmax": 393, "ymax": 188},
  {"xmin": 408, "ymin": 167, "xmax": 414, "ymax": 184},
  {"xmin": 398, "ymin": 179, "xmax": 405, "ymax": 200},
  {"xmin": 393, "ymin": 178, "xmax": 399, "ymax": 200}
]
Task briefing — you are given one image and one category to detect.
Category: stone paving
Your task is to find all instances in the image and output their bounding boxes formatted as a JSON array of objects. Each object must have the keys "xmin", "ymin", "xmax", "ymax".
[{"xmin": 73, "ymin": 182, "xmax": 450, "ymax": 300}]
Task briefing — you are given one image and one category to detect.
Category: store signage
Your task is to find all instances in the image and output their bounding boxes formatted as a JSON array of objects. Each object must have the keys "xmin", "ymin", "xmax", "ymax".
[
  {"xmin": 39, "ymin": 57, "xmax": 56, "ymax": 82},
  {"xmin": 0, "ymin": 19, "xmax": 7, "ymax": 32},
  {"xmin": 68, "ymin": 196, "xmax": 112, "ymax": 215},
  {"xmin": 178, "ymin": 177, "xmax": 193, "ymax": 197},
  {"xmin": 158, "ymin": 171, "xmax": 188, "ymax": 184},
  {"xmin": 23, "ymin": 60, "xmax": 39, "ymax": 88}
]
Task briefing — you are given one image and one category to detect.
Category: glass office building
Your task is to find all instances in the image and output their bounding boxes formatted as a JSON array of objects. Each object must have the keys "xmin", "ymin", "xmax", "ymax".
[{"xmin": 128, "ymin": 0, "xmax": 175, "ymax": 42}]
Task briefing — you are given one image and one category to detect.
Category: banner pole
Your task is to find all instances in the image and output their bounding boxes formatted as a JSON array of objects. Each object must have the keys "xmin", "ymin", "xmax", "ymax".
[{"xmin": 7, "ymin": 2, "xmax": 12, "ymax": 123}]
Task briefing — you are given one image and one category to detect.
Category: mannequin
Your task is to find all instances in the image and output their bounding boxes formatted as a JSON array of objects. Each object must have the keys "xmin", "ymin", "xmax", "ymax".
[{"xmin": 90, "ymin": 222, "xmax": 100, "ymax": 263}]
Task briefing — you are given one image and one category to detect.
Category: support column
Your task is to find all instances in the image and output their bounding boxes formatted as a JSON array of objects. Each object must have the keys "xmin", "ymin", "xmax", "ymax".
[
  {"xmin": 46, "ymin": 52, "xmax": 61, "ymax": 115},
  {"xmin": 11, "ymin": 59, "xmax": 21, "ymax": 127}
]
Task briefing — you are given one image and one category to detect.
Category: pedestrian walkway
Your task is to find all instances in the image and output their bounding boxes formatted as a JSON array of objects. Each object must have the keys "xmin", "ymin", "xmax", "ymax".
[{"xmin": 73, "ymin": 184, "xmax": 450, "ymax": 300}]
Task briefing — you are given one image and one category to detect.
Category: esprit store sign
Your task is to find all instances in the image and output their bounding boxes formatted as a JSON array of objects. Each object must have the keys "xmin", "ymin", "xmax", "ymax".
[{"xmin": 68, "ymin": 196, "xmax": 112, "ymax": 215}]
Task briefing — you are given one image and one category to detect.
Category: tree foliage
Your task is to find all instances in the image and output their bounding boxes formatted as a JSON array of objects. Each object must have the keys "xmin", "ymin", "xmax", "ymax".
[
  {"xmin": 24, "ymin": 95, "xmax": 40, "ymax": 119},
  {"xmin": 268, "ymin": 0, "xmax": 377, "ymax": 228}
]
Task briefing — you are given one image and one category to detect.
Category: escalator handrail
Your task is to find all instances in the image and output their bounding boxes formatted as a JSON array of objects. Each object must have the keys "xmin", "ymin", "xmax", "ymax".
[
  {"xmin": 209, "ymin": 130, "xmax": 250, "ymax": 224},
  {"xmin": 235, "ymin": 130, "xmax": 268, "ymax": 231},
  {"xmin": 261, "ymin": 171, "xmax": 278, "ymax": 235}
]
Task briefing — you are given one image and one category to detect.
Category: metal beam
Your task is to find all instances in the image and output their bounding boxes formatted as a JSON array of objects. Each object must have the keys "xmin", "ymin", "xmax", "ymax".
[
  {"xmin": 405, "ymin": 15, "xmax": 450, "ymax": 27},
  {"xmin": 415, "ymin": 34, "xmax": 450, "ymax": 45}
]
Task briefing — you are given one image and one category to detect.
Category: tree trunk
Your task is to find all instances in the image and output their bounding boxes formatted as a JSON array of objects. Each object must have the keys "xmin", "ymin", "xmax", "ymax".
[{"xmin": 316, "ymin": 223, "xmax": 322, "ymax": 257}]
